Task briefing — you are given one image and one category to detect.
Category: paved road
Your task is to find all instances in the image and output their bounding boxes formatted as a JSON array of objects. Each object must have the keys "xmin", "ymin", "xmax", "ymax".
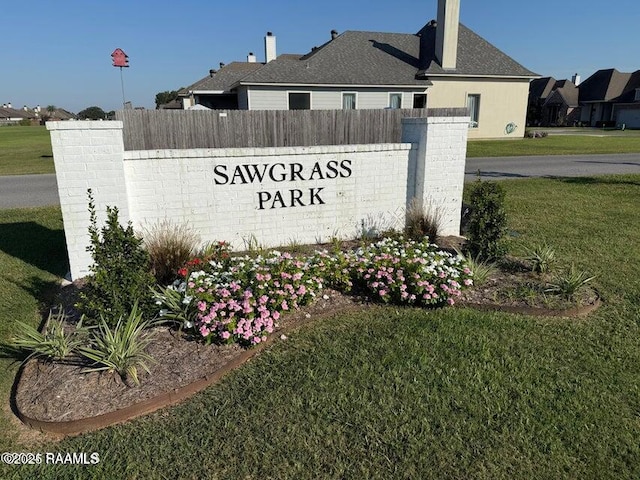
[
  {"xmin": 465, "ymin": 153, "xmax": 640, "ymax": 182},
  {"xmin": 0, "ymin": 174, "xmax": 59, "ymax": 208},
  {"xmin": 1, "ymin": 154, "xmax": 639, "ymax": 208}
]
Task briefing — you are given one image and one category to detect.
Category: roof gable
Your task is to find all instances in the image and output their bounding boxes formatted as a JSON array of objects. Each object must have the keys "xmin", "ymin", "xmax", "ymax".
[
  {"xmin": 529, "ymin": 77, "xmax": 557, "ymax": 101},
  {"xmin": 416, "ymin": 22, "xmax": 537, "ymax": 77},
  {"xmin": 579, "ymin": 68, "xmax": 631, "ymax": 102}
]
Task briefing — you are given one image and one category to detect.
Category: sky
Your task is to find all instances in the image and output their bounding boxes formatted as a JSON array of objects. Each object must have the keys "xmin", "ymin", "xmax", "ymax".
[{"xmin": 2, "ymin": 0, "xmax": 638, "ymax": 114}]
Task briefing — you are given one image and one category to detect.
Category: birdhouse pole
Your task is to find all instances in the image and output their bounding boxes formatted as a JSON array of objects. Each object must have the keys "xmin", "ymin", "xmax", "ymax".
[{"xmin": 111, "ymin": 48, "xmax": 130, "ymax": 109}]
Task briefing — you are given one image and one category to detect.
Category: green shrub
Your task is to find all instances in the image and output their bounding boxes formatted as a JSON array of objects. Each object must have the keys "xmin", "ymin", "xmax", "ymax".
[
  {"xmin": 459, "ymin": 252, "xmax": 496, "ymax": 286},
  {"xmin": 545, "ymin": 264, "xmax": 596, "ymax": 301},
  {"xmin": 77, "ymin": 190, "xmax": 157, "ymax": 326},
  {"xmin": 7, "ymin": 309, "xmax": 86, "ymax": 362},
  {"xmin": 465, "ymin": 180, "xmax": 508, "ymax": 260},
  {"xmin": 525, "ymin": 243, "xmax": 556, "ymax": 274},
  {"xmin": 143, "ymin": 220, "xmax": 200, "ymax": 285},
  {"xmin": 78, "ymin": 303, "xmax": 156, "ymax": 386}
]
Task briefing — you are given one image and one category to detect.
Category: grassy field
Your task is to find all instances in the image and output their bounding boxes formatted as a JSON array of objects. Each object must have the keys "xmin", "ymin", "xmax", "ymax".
[
  {"xmin": 0, "ymin": 126, "xmax": 54, "ymax": 175},
  {"xmin": 1, "ymin": 125, "xmax": 640, "ymax": 177},
  {"xmin": 1, "ymin": 175, "xmax": 639, "ymax": 479},
  {"xmin": 467, "ymin": 134, "xmax": 640, "ymax": 157}
]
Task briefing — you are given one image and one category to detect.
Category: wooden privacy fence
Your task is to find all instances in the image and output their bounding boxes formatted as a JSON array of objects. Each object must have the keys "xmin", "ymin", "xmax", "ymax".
[{"xmin": 115, "ymin": 108, "xmax": 464, "ymax": 151}]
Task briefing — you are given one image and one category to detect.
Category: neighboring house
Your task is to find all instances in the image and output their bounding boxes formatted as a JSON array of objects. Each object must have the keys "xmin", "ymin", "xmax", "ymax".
[
  {"xmin": 180, "ymin": 61, "xmax": 264, "ymax": 110},
  {"xmin": 611, "ymin": 70, "xmax": 640, "ymax": 128},
  {"xmin": 39, "ymin": 108, "xmax": 76, "ymax": 122},
  {"xmin": 0, "ymin": 105, "xmax": 37, "ymax": 125},
  {"xmin": 178, "ymin": 0, "xmax": 538, "ymax": 139},
  {"xmin": 527, "ymin": 77, "xmax": 580, "ymax": 126},
  {"xmin": 578, "ymin": 68, "xmax": 640, "ymax": 127}
]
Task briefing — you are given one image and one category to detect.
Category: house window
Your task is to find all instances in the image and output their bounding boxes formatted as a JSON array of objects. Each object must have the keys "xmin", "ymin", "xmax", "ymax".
[
  {"xmin": 288, "ymin": 92, "xmax": 311, "ymax": 110},
  {"xmin": 342, "ymin": 93, "xmax": 357, "ymax": 110},
  {"xmin": 467, "ymin": 94, "xmax": 480, "ymax": 128},
  {"xmin": 413, "ymin": 94, "xmax": 427, "ymax": 109},
  {"xmin": 389, "ymin": 93, "xmax": 402, "ymax": 109},
  {"xmin": 635, "ymin": 88, "xmax": 640, "ymax": 102}
]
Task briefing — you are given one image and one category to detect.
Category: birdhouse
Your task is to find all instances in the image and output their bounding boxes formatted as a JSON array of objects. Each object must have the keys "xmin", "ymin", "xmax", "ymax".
[{"xmin": 111, "ymin": 48, "xmax": 129, "ymax": 68}]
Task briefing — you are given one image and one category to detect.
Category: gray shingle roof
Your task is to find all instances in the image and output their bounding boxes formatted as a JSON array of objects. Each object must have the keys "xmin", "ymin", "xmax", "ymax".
[
  {"xmin": 0, "ymin": 107, "xmax": 33, "ymax": 119},
  {"xmin": 579, "ymin": 69, "xmax": 631, "ymax": 103},
  {"xmin": 544, "ymin": 82, "xmax": 579, "ymax": 108},
  {"xmin": 611, "ymin": 70, "xmax": 640, "ymax": 103},
  {"xmin": 237, "ymin": 22, "xmax": 537, "ymax": 87},
  {"xmin": 529, "ymin": 77, "xmax": 557, "ymax": 101},
  {"xmin": 180, "ymin": 62, "xmax": 264, "ymax": 94},
  {"xmin": 416, "ymin": 22, "xmax": 537, "ymax": 77}
]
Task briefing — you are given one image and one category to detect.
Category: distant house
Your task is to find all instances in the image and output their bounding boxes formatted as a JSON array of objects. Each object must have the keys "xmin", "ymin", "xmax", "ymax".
[
  {"xmin": 179, "ymin": 0, "xmax": 538, "ymax": 139},
  {"xmin": 527, "ymin": 77, "xmax": 580, "ymax": 126},
  {"xmin": 0, "ymin": 105, "xmax": 37, "ymax": 125},
  {"xmin": 578, "ymin": 68, "xmax": 640, "ymax": 127}
]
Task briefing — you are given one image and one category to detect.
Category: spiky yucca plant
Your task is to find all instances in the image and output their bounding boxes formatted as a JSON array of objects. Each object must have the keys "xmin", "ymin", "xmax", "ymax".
[{"xmin": 79, "ymin": 303, "xmax": 156, "ymax": 386}]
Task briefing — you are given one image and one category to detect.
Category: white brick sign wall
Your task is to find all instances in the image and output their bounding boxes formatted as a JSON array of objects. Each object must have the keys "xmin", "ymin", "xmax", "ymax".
[{"xmin": 48, "ymin": 115, "xmax": 469, "ymax": 280}]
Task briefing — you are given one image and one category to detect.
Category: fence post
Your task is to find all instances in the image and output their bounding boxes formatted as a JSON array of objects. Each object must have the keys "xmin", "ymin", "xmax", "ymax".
[
  {"xmin": 401, "ymin": 109, "xmax": 470, "ymax": 236},
  {"xmin": 47, "ymin": 121, "xmax": 130, "ymax": 280}
]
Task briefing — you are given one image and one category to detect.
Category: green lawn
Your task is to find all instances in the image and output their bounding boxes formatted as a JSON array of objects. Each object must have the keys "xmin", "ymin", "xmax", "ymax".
[
  {"xmin": 1, "ymin": 175, "xmax": 640, "ymax": 479},
  {"xmin": 1, "ymin": 126, "xmax": 640, "ymax": 177},
  {"xmin": 467, "ymin": 135, "xmax": 640, "ymax": 157},
  {"xmin": 0, "ymin": 126, "xmax": 54, "ymax": 175},
  {"xmin": 0, "ymin": 206, "xmax": 68, "ymax": 452}
]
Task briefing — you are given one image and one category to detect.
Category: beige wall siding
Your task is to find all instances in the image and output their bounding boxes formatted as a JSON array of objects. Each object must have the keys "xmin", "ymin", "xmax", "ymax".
[{"xmin": 425, "ymin": 78, "xmax": 530, "ymax": 138}]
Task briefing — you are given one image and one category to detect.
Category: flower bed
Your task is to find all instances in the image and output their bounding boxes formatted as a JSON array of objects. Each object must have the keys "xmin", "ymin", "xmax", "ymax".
[{"xmin": 157, "ymin": 238, "xmax": 474, "ymax": 347}]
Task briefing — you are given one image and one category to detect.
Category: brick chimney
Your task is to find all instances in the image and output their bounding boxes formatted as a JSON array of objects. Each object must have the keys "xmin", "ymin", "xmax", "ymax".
[
  {"xmin": 435, "ymin": 0, "xmax": 460, "ymax": 70},
  {"xmin": 265, "ymin": 32, "xmax": 276, "ymax": 63}
]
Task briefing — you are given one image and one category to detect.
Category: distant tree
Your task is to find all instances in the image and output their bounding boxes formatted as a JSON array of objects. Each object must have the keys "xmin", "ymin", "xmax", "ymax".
[
  {"xmin": 155, "ymin": 90, "xmax": 180, "ymax": 109},
  {"xmin": 77, "ymin": 106, "xmax": 106, "ymax": 120},
  {"xmin": 40, "ymin": 105, "xmax": 57, "ymax": 122}
]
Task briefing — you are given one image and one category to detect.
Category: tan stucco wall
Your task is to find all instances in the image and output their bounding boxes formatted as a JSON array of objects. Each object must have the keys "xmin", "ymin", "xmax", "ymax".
[{"xmin": 427, "ymin": 77, "xmax": 531, "ymax": 138}]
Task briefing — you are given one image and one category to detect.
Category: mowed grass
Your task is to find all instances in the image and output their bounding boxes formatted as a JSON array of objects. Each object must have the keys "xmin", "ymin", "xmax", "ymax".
[
  {"xmin": 0, "ymin": 206, "xmax": 68, "ymax": 451},
  {"xmin": 2, "ymin": 126, "xmax": 640, "ymax": 177},
  {"xmin": 2, "ymin": 175, "xmax": 640, "ymax": 479},
  {"xmin": 467, "ymin": 134, "xmax": 640, "ymax": 157},
  {"xmin": 0, "ymin": 126, "xmax": 54, "ymax": 175}
]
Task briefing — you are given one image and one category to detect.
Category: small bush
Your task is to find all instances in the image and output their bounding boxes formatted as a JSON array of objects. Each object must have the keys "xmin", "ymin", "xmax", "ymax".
[
  {"xmin": 459, "ymin": 252, "xmax": 496, "ymax": 286},
  {"xmin": 77, "ymin": 190, "xmax": 157, "ymax": 326},
  {"xmin": 8, "ymin": 309, "xmax": 86, "ymax": 362},
  {"xmin": 143, "ymin": 220, "xmax": 200, "ymax": 285},
  {"xmin": 545, "ymin": 265, "xmax": 596, "ymax": 300},
  {"xmin": 405, "ymin": 199, "xmax": 442, "ymax": 241},
  {"xmin": 465, "ymin": 180, "xmax": 508, "ymax": 260},
  {"xmin": 525, "ymin": 243, "xmax": 556, "ymax": 274},
  {"xmin": 79, "ymin": 303, "xmax": 156, "ymax": 386}
]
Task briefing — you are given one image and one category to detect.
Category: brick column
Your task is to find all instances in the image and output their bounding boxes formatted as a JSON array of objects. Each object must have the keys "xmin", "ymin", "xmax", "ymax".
[
  {"xmin": 47, "ymin": 121, "xmax": 129, "ymax": 280},
  {"xmin": 401, "ymin": 109, "xmax": 470, "ymax": 236}
]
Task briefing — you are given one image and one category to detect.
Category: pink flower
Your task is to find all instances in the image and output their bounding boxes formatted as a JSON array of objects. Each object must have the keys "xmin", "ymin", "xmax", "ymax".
[{"xmin": 221, "ymin": 331, "xmax": 231, "ymax": 340}]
